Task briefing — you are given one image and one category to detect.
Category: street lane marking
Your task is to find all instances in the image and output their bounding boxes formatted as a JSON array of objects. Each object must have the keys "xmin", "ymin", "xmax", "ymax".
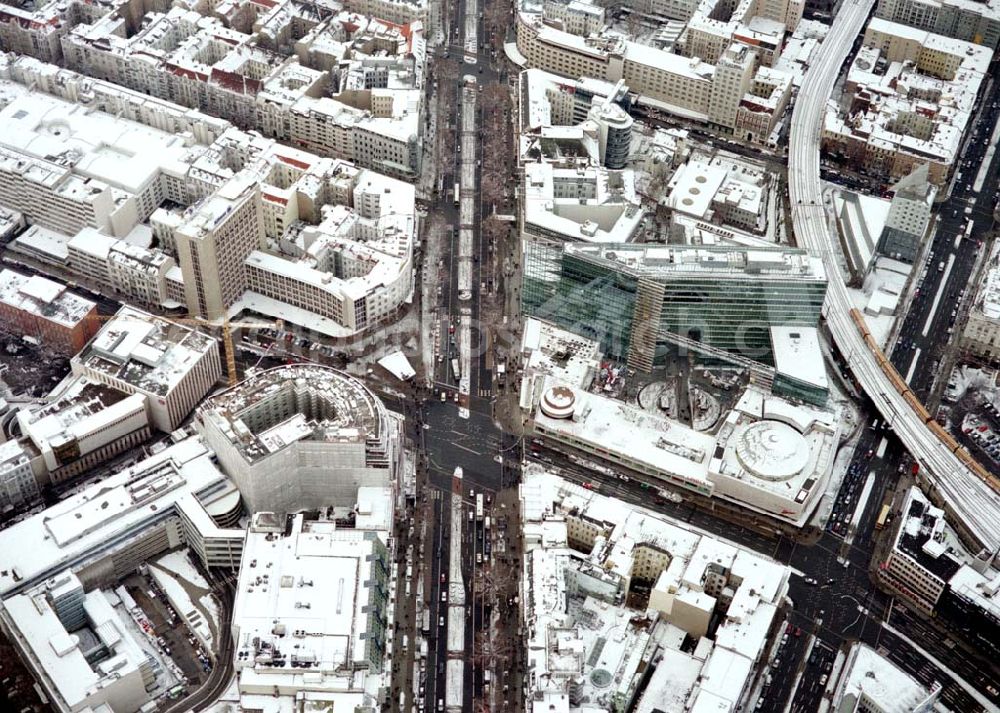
[
  {"xmin": 921, "ymin": 253, "xmax": 955, "ymax": 337},
  {"xmin": 904, "ymin": 347, "xmax": 920, "ymax": 384}
]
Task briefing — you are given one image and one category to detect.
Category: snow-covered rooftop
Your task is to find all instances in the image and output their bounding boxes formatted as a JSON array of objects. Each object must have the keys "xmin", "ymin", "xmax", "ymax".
[
  {"xmin": 197, "ymin": 364, "xmax": 387, "ymax": 464},
  {"xmin": 0, "ymin": 437, "xmax": 228, "ymax": 597},
  {"xmin": 770, "ymin": 326, "xmax": 828, "ymax": 390},
  {"xmin": 231, "ymin": 511, "xmax": 392, "ymax": 708},
  {"xmin": 0, "ymin": 268, "xmax": 95, "ymax": 328},
  {"xmin": 834, "ymin": 644, "xmax": 942, "ymax": 713},
  {"xmin": 521, "ymin": 317, "xmax": 602, "ymax": 389},
  {"xmin": 74, "ymin": 306, "xmax": 217, "ymax": 397},
  {"xmin": 521, "ymin": 470, "xmax": 790, "ymax": 712},
  {"xmin": 3, "ymin": 574, "xmax": 151, "ymax": 712}
]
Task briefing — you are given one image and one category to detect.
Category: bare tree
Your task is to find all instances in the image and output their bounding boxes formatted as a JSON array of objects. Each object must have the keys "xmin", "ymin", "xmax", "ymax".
[
  {"xmin": 436, "ymin": 57, "xmax": 461, "ymax": 83},
  {"xmin": 480, "ymin": 169, "xmax": 507, "ymax": 209},
  {"xmin": 645, "ymin": 159, "xmax": 671, "ymax": 200},
  {"xmin": 484, "ymin": 0, "xmax": 511, "ymax": 45},
  {"xmin": 625, "ymin": 0, "xmax": 652, "ymax": 35},
  {"xmin": 438, "ymin": 125, "xmax": 457, "ymax": 174},
  {"xmin": 482, "ymin": 214, "xmax": 510, "ymax": 247},
  {"xmin": 479, "ymin": 83, "xmax": 510, "ymax": 114}
]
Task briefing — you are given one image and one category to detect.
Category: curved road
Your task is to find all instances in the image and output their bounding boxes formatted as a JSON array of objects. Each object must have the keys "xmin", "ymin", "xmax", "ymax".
[
  {"xmin": 162, "ymin": 585, "xmax": 235, "ymax": 713},
  {"xmin": 787, "ymin": 0, "xmax": 1000, "ymax": 552}
]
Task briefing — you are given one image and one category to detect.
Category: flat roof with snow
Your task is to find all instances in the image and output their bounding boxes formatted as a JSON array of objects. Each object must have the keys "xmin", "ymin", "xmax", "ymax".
[
  {"xmin": 231, "ymin": 512, "xmax": 391, "ymax": 705},
  {"xmin": 0, "ymin": 268, "xmax": 95, "ymax": 328},
  {"xmin": 0, "ymin": 437, "xmax": 227, "ymax": 597}
]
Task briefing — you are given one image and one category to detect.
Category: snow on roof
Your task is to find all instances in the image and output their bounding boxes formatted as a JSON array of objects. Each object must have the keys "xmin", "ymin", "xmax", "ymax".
[
  {"xmin": 0, "ymin": 89, "xmax": 190, "ymax": 195},
  {"xmin": 633, "ymin": 647, "xmax": 703, "ymax": 713},
  {"xmin": 770, "ymin": 326, "xmax": 828, "ymax": 389},
  {"xmin": 835, "ymin": 644, "xmax": 939, "ymax": 713},
  {"xmin": 532, "ymin": 376, "xmax": 715, "ymax": 491},
  {"xmin": 377, "ymin": 350, "xmax": 415, "ymax": 380},
  {"xmin": 521, "ymin": 318, "xmax": 601, "ymax": 389},
  {"xmin": 667, "ymin": 161, "xmax": 728, "ymax": 219},
  {"xmin": 231, "ymin": 512, "xmax": 391, "ymax": 703},
  {"xmin": 523, "ymin": 469, "xmax": 790, "ymax": 712},
  {"xmin": 198, "ymin": 364, "xmax": 386, "ymax": 464},
  {"xmin": 561, "ymin": 242, "xmax": 826, "ymax": 282},
  {"xmin": 3, "ymin": 582, "xmax": 149, "ymax": 711},
  {"xmin": 522, "ymin": 162, "xmax": 645, "ymax": 243},
  {"xmin": 971, "ymin": 243, "xmax": 1000, "ymax": 321},
  {"xmin": 0, "ymin": 268, "xmax": 94, "ymax": 328},
  {"xmin": 68, "ymin": 227, "xmax": 116, "ymax": 260},
  {"xmin": 828, "ymin": 21, "xmax": 993, "ymax": 177},
  {"xmin": 76, "ymin": 306, "xmax": 216, "ymax": 397},
  {"xmin": 11, "ymin": 224, "xmax": 71, "ymax": 262},
  {"xmin": 18, "ymin": 382, "xmax": 146, "ymax": 466},
  {"xmin": 0, "ymin": 436, "xmax": 227, "ymax": 597}
]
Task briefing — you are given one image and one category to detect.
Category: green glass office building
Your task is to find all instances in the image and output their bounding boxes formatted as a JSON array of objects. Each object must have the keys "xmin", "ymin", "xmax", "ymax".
[{"xmin": 522, "ymin": 241, "xmax": 828, "ymax": 371}]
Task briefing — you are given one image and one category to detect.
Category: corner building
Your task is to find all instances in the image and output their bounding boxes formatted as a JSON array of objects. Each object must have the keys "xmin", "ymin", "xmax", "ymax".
[{"xmin": 196, "ymin": 364, "xmax": 402, "ymax": 515}]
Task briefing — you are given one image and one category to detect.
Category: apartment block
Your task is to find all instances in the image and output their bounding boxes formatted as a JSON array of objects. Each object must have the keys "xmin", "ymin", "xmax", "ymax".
[
  {"xmin": 877, "ymin": 165, "xmax": 936, "ymax": 262},
  {"xmin": 521, "ymin": 162, "xmax": 645, "ymax": 243},
  {"xmin": 68, "ymin": 228, "xmax": 179, "ymax": 307},
  {"xmin": 521, "ymin": 470, "xmax": 792, "ymax": 712},
  {"xmin": 0, "ymin": 436, "xmax": 245, "ymax": 600},
  {"xmin": 0, "ymin": 62, "xmax": 420, "ymax": 337},
  {"xmin": 0, "ymin": 269, "xmax": 98, "ymax": 355},
  {"xmin": 16, "ymin": 379, "xmax": 151, "ymax": 485},
  {"xmin": 962, "ymin": 246, "xmax": 1000, "ymax": 362},
  {"xmin": 174, "ymin": 174, "xmax": 266, "ymax": 320},
  {"xmin": 58, "ymin": 6, "xmax": 424, "ymax": 180},
  {"xmin": 0, "ymin": 441, "xmax": 40, "ymax": 513},
  {"xmin": 880, "ymin": 486, "xmax": 1000, "ymax": 649},
  {"xmin": 823, "ymin": 20, "xmax": 992, "ymax": 186},
  {"xmin": 1, "ymin": 573, "xmax": 154, "ymax": 713},
  {"xmin": 71, "ymin": 307, "xmax": 222, "ymax": 432},
  {"xmin": 875, "ymin": 0, "xmax": 1000, "ymax": 50},
  {"xmin": 196, "ymin": 364, "xmax": 401, "ymax": 515},
  {"xmin": 679, "ymin": 0, "xmax": 804, "ymax": 66},
  {"xmin": 516, "ymin": 1, "xmax": 797, "ymax": 135},
  {"xmin": 735, "ymin": 66, "xmax": 793, "ymax": 146}
]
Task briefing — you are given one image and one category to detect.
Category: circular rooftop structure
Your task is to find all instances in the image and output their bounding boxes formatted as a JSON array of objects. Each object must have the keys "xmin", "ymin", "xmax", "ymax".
[
  {"xmin": 590, "ymin": 669, "xmax": 613, "ymax": 689},
  {"xmin": 540, "ymin": 385, "xmax": 576, "ymax": 419},
  {"xmin": 735, "ymin": 421, "xmax": 809, "ymax": 482}
]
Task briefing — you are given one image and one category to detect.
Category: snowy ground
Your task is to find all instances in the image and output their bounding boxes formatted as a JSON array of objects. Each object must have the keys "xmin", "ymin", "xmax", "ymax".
[{"xmin": 149, "ymin": 550, "xmax": 219, "ymax": 651}]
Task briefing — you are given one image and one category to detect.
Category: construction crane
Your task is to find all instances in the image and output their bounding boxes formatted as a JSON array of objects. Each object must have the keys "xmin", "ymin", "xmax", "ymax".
[{"xmin": 88, "ymin": 311, "xmax": 282, "ymax": 387}]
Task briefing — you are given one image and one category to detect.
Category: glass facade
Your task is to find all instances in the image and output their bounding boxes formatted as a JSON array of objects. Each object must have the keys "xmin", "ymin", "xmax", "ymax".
[
  {"xmin": 523, "ymin": 239, "xmax": 638, "ymax": 360},
  {"xmin": 522, "ymin": 240, "xmax": 828, "ymax": 369}
]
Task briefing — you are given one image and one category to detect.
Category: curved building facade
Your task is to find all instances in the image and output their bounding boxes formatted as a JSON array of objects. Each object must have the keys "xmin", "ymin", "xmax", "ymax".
[{"xmin": 196, "ymin": 365, "xmax": 401, "ymax": 515}]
